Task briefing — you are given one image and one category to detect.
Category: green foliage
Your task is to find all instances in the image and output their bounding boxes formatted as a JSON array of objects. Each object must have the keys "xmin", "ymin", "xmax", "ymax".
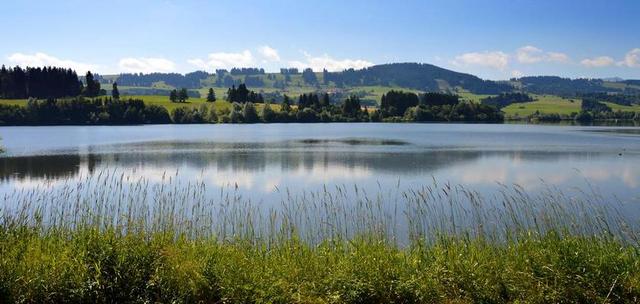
[
  {"xmin": 171, "ymin": 106, "xmax": 210, "ymax": 124},
  {"xmin": 242, "ymin": 102, "xmax": 259, "ymax": 123},
  {"xmin": 260, "ymin": 102, "xmax": 276, "ymax": 122},
  {"xmin": 83, "ymin": 71, "xmax": 102, "ymax": 97},
  {"xmin": 384, "ymin": 91, "xmax": 503, "ymax": 122},
  {"xmin": 169, "ymin": 89, "xmax": 177, "ymax": 103},
  {"xmin": 296, "ymin": 107, "xmax": 319, "ymax": 122},
  {"xmin": 206, "ymin": 88, "xmax": 216, "ymax": 102},
  {"xmin": 228, "ymin": 102, "xmax": 243, "ymax": 123},
  {"xmin": 342, "ymin": 95, "xmax": 363, "ymax": 118},
  {"xmin": 582, "ymin": 98, "xmax": 612, "ymax": 112},
  {"xmin": 381, "ymin": 90, "xmax": 419, "ymax": 116},
  {"xmin": 178, "ymin": 88, "xmax": 189, "ymax": 103},
  {"xmin": 0, "ymin": 97, "xmax": 171, "ymax": 125},
  {"xmin": 111, "ymin": 82, "xmax": 120, "ymax": 100},
  {"xmin": 0, "ymin": 65, "xmax": 82, "ymax": 99},
  {"xmin": 226, "ymin": 84, "xmax": 263, "ymax": 103}
]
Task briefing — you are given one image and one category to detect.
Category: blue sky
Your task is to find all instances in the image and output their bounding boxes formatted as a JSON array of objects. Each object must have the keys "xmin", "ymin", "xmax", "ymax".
[{"xmin": 1, "ymin": 0, "xmax": 639, "ymax": 79}]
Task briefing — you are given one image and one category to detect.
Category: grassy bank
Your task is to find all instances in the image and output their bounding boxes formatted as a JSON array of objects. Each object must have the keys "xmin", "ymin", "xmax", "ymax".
[{"xmin": 1, "ymin": 174, "xmax": 639, "ymax": 303}]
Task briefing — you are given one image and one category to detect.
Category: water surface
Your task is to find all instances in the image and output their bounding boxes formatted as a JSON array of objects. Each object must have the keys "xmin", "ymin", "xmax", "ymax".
[{"xmin": 1, "ymin": 123, "xmax": 639, "ymax": 212}]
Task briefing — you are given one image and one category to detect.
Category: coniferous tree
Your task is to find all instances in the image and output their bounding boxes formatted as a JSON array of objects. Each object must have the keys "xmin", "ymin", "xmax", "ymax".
[
  {"xmin": 281, "ymin": 94, "xmax": 292, "ymax": 112},
  {"xmin": 321, "ymin": 93, "xmax": 331, "ymax": 108},
  {"xmin": 206, "ymin": 88, "xmax": 216, "ymax": 102},
  {"xmin": 84, "ymin": 71, "xmax": 101, "ymax": 97},
  {"xmin": 112, "ymin": 82, "xmax": 120, "ymax": 100},
  {"xmin": 342, "ymin": 95, "xmax": 362, "ymax": 118}
]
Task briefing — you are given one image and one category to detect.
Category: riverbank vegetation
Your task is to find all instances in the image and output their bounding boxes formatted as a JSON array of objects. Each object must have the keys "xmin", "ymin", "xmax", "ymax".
[{"xmin": 0, "ymin": 173, "xmax": 638, "ymax": 303}]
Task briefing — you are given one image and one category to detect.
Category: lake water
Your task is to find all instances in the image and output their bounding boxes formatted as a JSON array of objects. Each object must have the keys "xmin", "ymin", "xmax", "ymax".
[{"xmin": 1, "ymin": 123, "xmax": 639, "ymax": 222}]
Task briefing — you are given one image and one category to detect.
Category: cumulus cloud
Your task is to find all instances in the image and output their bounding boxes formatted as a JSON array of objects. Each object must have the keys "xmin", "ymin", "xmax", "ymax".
[
  {"xmin": 516, "ymin": 46, "xmax": 570, "ymax": 64},
  {"xmin": 118, "ymin": 57, "xmax": 176, "ymax": 73},
  {"xmin": 516, "ymin": 46, "xmax": 544, "ymax": 64},
  {"xmin": 451, "ymin": 51, "xmax": 509, "ymax": 70},
  {"xmin": 188, "ymin": 50, "xmax": 255, "ymax": 70},
  {"xmin": 618, "ymin": 48, "xmax": 640, "ymax": 68},
  {"xmin": 288, "ymin": 52, "xmax": 373, "ymax": 72},
  {"xmin": 580, "ymin": 56, "xmax": 615, "ymax": 68},
  {"xmin": 547, "ymin": 52, "xmax": 570, "ymax": 63},
  {"xmin": 7, "ymin": 52, "xmax": 98, "ymax": 73},
  {"xmin": 257, "ymin": 45, "xmax": 280, "ymax": 62}
]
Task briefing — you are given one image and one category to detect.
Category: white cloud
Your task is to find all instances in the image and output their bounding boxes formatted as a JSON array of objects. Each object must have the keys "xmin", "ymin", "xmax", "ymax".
[
  {"xmin": 188, "ymin": 50, "xmax": 255, "ymax": 70},
  {"xmin": 257, "ymin": 45, "xmax": 280, "ymax": 62},
  {"xmin": 452, "ymin": 51, "xmax": 509, "ymax": 70},
  {"xmin": 186, "ymin": 58, "xmax": 208, "ymax": 70},
  {"xmin": 7, "ymin": 52, "xmax": 98, "ymax": 73},
  {"xmin": 580, "ymin": 56, "xmax": 615, "ymax": 68},
  {"xmin": 511, "ymin": 70, "xmax": 524, "ymax": 78},
  {"xmin": 547, "ymin": 52, "xmax": 570, "ymax": 63},
  {"xmin": 118, "ymin": 57, "xmax": 176, "ymax": 73},
  {"xmin": 618, "ymin": 48, "xmax": 640, "ymax": 68},
  {"xmin": 516, "ymin": 46, "xmax": 544, "ymax": 64},
  {"xmin": 288, "ymin": 52, "xmax": 373, "ymax": 72},
  {"xmin": 516, "ymin": 46, "xmax": 570, "ymax": 64}
]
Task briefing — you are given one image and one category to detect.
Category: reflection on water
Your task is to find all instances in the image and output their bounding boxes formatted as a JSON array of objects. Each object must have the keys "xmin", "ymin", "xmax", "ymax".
[{"xmin": 0, "ymin": 123, "xmax": 639, "ymax": 207}]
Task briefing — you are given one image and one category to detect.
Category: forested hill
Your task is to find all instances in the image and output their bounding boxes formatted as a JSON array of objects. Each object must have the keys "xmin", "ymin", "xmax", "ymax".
[
  {"xmin": 325, "ymin": 63, "xmax": 512, "ymax": 94},
  {"xmin": 511, "ymin": 76, "xmax": 640, "ymax": 96},
  {"xmin": 91, "ymin": 63, "xmax": 640, "ymax": 97},
  {"xmin": 103, "ymin": 63, "xmax": 513, "ymax": 95}
]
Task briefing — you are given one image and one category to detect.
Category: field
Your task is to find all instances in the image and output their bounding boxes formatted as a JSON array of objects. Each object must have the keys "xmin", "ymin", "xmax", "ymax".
[
  {"xmin": 0, "ymin": 95, "xmax": 287, "ymax": 114},
  {"xmin": 0, "ymin": 173, "xmax": 638, "ymax": 303},
  {"xmin": 501, "ymin": 95, "xmax": 581, "ymax": 117},
  {"xmin": 0, "ymin": 99, "xmax": 27, "ymax": 107},
  {"xmin": 605, "ymin": 102, "xmax": 640, "ymax": 112}
]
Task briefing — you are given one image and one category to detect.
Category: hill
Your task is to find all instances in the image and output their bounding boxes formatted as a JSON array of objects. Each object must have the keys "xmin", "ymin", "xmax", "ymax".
[{"xmin": 101, "ymin": 63, "xmax": 512, "ymax": 96}]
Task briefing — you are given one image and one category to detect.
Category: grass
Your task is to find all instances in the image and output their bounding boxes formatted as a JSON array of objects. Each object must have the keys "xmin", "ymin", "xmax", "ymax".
[
  {"xmin": 1, "ymin": 171, "xmax": 639, "ymax": 303},
  {"xmin": 502, "ymin": 95, "xmax": 582, "ymax": 117},
  {"xmin": 605, "ymin": 102, "xmax": 640, "ymax": 112},
  {"xmin": 0, "ymin": 99, "xmax": 27, "ymax": 107},
  {"xmin": 124, "ymin": 95, "xmax": 226, "ymax": 112},
  {"xmin": 0, "ymin": 95, "xmax": 284, "ymax": 113},
  {"xmin": 456, "ymin": 90, "xmax": 496, "ymax": 103}
]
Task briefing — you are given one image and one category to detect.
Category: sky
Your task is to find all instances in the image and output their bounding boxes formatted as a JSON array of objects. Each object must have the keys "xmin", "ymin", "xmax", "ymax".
[{"xmin": 1, "ymin": 0, "xmax": 639, "ymax": 80}]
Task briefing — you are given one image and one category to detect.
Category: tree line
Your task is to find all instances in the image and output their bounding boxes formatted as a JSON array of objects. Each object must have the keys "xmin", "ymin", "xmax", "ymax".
[
  {"xmin": 226, "ymin": 84, "xmax": 264, "ymax": 103},
  {"xmin": 115, "ymin": 71, "xmax": 209, "ymax": 89},
  {"xmin": 0, "ymin": 97, "xmax": 171, "ymax": 125},
  {"xmin": 380, "ymin": 90, "xmax": 503, "ymax": 122},
  {"xmin": 0, "ymin": 66, "xmax": 83, "ymax": 99},
  {"xmin": 169, "ymin": 93, "xmax": 369, "ymax": 124}
]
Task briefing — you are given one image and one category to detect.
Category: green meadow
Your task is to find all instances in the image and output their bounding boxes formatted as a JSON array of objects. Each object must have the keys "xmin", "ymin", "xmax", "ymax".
[{"xmin": 501, "ymin": 95, "xmax": 582, "ymax": 117}]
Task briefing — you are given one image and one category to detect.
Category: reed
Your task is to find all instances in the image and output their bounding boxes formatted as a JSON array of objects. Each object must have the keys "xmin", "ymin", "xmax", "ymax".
[{"xmin": 0, "ymin": 171, "xmax": 638, "ymax": 303}]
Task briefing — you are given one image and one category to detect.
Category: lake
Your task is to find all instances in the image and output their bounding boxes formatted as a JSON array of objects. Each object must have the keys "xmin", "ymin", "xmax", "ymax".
[{"xmin": 1, "ymin": 123, "xmax": 639, "ymax": 225}]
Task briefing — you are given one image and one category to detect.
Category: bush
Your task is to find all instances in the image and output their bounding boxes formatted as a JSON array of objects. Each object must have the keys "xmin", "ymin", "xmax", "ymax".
[
  {"xmin": 296, "ymin": 108, "xmax": 320, "ymax": 122},
  {"xmin": 242, "ymin": 103, "xmax": 259, "ymax": 123},
  {"xmin": 260, "ymin": 103, "xmax": 277, "ymax": 122}
]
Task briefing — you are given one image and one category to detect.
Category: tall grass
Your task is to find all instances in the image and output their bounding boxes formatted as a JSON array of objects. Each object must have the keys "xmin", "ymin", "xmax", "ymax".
[{"xmin": 1, "ymin": 171, "xmax": 639, "ymax": 303}]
